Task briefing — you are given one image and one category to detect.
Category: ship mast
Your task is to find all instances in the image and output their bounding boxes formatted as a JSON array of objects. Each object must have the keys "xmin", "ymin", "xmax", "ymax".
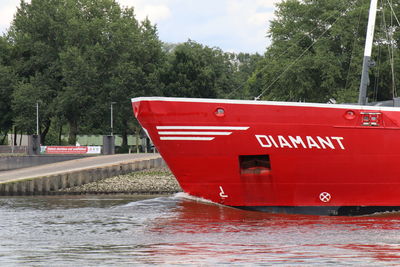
[{"xmin": 358, "ymin": 0, "xmax": 379, "ymax": 105}]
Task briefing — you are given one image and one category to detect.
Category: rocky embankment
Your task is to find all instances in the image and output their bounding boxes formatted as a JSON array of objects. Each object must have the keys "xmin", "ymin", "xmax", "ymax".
[{"xmin": 59, "ymin": 167, "xmax": 182, "ymax": 194}]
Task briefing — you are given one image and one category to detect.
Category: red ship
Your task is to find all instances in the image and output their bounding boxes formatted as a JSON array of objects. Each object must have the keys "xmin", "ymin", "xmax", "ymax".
[{"xmin": 132, "ymin": 0, "xmax": 399, "ymax": 215}]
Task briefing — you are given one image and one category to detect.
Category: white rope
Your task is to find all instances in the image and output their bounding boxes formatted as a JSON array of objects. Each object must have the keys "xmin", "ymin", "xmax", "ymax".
[{"xmin": 386, "ymin": 0, "xmax": 400, "ymax": 27}]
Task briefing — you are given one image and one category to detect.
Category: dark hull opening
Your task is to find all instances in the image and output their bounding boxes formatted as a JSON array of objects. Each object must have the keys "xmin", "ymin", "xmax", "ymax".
[{"xmin": 235, "ymin": 206, "xmax": 400, "ymax": 216}]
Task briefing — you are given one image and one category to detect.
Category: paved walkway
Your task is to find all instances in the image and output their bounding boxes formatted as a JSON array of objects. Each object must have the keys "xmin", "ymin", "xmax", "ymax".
[{"xmin": 0, "ymin": 153, "xmax": 160, "ymax": 183}]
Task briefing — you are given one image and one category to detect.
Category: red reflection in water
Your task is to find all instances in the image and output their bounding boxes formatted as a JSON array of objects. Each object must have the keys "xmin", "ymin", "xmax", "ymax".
[
  {"xmin": 339, "ymin": 244, "xmax": 400, "ymax": 262},
  {"xmin": 152, "ymin": 199, "xmax": 400, "ymax": 233},
  {"xmin": 146, "ymin": 199, "xmax": 400, "ymax": 264}
]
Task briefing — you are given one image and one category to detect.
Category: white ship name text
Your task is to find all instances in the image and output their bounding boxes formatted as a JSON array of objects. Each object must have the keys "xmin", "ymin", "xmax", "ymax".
[{"xmin": 255, "ymin": 135, "xmax": 345, "ymax": 150}]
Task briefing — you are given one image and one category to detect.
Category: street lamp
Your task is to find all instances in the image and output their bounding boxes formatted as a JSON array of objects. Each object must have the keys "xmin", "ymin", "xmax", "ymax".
[
  {"xmin": 36, "ymin": 102, "xmax": 39, "ymax": 136},
  {"xmin": 110, "ymin": 102, "xmax": 116, "ymax": 136}
]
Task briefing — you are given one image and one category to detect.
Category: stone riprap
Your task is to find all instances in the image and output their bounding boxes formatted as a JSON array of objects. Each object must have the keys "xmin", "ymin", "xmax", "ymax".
[{"xmin": 59, "ymin": 168, "xmax": 182, "ymax": 194}]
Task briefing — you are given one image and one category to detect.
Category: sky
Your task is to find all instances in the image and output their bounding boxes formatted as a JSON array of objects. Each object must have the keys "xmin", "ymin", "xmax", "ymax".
[{"xmin": 0, "ymin": 0, "xmax": 282, "ymax": 54}]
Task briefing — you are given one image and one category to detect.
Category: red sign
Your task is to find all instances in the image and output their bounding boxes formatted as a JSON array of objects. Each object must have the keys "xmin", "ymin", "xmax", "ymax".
[
  {"xmin": 41, "ymin": 146, "xmax": 102, "ymax": 154},
  {"xmin": 44, "ymin": 146, "xmax": 88, "ymax": 154}
]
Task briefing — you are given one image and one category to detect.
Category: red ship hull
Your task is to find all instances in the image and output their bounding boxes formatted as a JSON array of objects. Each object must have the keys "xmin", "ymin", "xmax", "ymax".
[{"xmin": 132, "ymin": 97, "xmax": 400, "ymax": 215}]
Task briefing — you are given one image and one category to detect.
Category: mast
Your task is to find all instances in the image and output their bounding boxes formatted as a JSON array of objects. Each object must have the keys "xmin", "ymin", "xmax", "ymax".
[{"xmin": 358, "ymin": 0, "xmax": 379, "ymax": 105}]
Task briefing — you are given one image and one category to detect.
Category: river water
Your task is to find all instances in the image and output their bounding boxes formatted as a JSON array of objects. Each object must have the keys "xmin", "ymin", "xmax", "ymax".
[{"xmin": 1, "ymin": 194, "xmax": 400, "ymax": 266}]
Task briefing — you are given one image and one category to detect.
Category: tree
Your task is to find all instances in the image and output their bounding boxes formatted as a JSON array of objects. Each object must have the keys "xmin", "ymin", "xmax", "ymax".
[
  {"xmin": 225, "ymin": 52, "xmax": 263, "ymax": 99},
  {"xmin": 249, "ymin": 0, "xmax": 400, "ymax": 103},
  {"xmin": 163, "ymin": 40, "xmax": 233, "ymax": 98},
  {"xmin": 106, "ymin": 18, "xmax": 166, "ymax": 149},
  {"xmin": 9, "ymin": 0, "xmax": 69, "ymax": 144},
  {"xmin": 0, "ymin": 36, "xmax": 15, "ymax": 144},
  {"xmin": 8, "ymin": 0, "xmax": 165, "ymax": 145},
  {"xmin": 59, "ymin": 1, "xmax": 165, "ymax": 145},
  {"xmin": 162, "ymin": 41, "xmax": 263, "ymax": 100}
]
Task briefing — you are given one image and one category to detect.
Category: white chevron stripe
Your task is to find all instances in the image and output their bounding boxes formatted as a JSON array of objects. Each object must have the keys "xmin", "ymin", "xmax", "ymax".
[
  {"xmin": 156, "ymin": 126, "xmax": 249, "ymax": 130},
  {"xmin": 158, "ymin": 131, "xmax": 232, "ymax": 135},
  {"xmin": 160, "ymin": 137, "xmax": 215, "ymax": 141}
]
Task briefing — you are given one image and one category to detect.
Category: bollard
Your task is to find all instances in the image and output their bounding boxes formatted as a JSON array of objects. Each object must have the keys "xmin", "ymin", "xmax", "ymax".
[
  {"xmin": 103, "ymin": 135, "xmax": 115, "ymax": 155},
  {"xmin": 28, "ymin": 135, "xmax": 41, "ymax": 155}
]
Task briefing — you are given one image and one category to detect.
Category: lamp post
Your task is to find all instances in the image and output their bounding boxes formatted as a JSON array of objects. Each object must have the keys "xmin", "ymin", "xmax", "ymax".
[
  {"xmin": 36, "ymin": 102, "xmax": 39, "ymax": 136},
  {"xmin": 110, "ymin": 102, "xmax": 116, "ymax": 136}
]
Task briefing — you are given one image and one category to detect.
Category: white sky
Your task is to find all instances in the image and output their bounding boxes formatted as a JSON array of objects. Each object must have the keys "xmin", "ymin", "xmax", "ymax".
[{"xmin": 0, "ymin": 0, "xmax": 282, "ymax": 53}]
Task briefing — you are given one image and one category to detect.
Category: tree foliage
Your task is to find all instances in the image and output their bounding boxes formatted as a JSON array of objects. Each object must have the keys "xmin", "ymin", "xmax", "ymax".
[
  {"xmin": 7, "ymin": 0, "xmax": 165, "ymax": 145},
  {"xmin": 2, "ymin": 0, "xmax": 259, "ymax": 145},
  {"xmin": 163, "ymin": 40, "xmax": 227, "ymax": 98},
  {"xmin": 0, "ymin": 36, "xmax": 15, "ymax": 144},
  {"xmin": 249, "ymin": 0, "xmax": 400, "ymax": 103},
  {"xmin": 162, "ymin": 40, "xmax": 261, "ymax": 99},
  {"xmin": 6, "ymin": 0, "xmax": 398, "ymax": 146}
]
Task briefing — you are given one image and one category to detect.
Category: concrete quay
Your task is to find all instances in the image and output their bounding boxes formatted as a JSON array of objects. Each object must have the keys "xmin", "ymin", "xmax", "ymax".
[
  {"xmin": 0, "ymin": 154, "xmax": 91, "ymax": 171},
  {"xmin": 0, "ymin": 153, "xmax": 165, "ymax": 195}
]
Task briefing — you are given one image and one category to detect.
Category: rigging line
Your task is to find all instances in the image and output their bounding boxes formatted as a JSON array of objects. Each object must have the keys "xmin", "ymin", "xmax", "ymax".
[
  {"xmin": 384, "ymin": 0, "xmax": 397, "ymax": 98},
  {"xmin": 374, "ymin": 0, "xmax": 385, "ymax": 102},
  {"xmin": 386, "ymin": 0, "xmax": 400, "ymax": 26},
  {"xmin": 344, "ymin": 3, "xmax": 364, "ymax": 91},
  {"xmin": 226, "ymin": 1, "xmax": 356, "ymax": 99},
  {"xmin": 255, "ymin": 1, "xmax": 358, "ymax": 101},
  {"xmin": 389, "ymin": 0, "xmax": 397, "ymax": 97},
  {"xmin": 373, "ymin": 45, "xmax": 382, "ymax": 101},
  {"xmin": 389, "ymin": 0, "xmax": 396, "ymax": 98},
  {"xmin": 270, "ymin": 4, "xmax": 354, "ymax": 64}
]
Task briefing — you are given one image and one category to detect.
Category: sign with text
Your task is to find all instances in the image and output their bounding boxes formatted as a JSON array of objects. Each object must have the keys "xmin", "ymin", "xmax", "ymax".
[{"xmin": 41, "ymin": 146, "xmax": 101, "ymax": 154}]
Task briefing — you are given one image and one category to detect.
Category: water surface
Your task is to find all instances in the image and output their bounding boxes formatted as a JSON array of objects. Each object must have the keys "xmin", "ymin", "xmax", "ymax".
[{"xmin": 1, "ymin": 194, "xmax": 400, "ymax": 266}]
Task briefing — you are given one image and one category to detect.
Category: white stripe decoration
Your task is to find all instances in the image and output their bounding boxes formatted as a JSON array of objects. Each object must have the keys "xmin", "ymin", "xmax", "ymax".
[
  {"xmin": 157, "ymin": 126, "xmax": 249, "ymax": 130},
  {"xmin": 156, "ymin": 126, "xmax": 249, "ymax": 141},
  {"xmin": 158, "ymin": 131, "xmax": 232, "ymax": 135},
  {"xmin": 160, "ymin": 137, "xmax": 215, "ymax": 141}
]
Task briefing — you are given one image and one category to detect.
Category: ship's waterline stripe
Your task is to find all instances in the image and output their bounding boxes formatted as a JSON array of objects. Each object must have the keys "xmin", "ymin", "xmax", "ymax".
[
  {"xmin": 156, "ymin": 126, "xmax": 249, "ymax": 130},
  {"xmin": 160, "ymin": 137, "xmax": 215, "ymax": 141},
  {"xmin": 158, "ymin": 131, "xmax": 232, "ymax": 136}
]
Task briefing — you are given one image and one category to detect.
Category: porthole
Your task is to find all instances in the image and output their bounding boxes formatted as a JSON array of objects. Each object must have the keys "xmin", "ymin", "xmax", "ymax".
[
  {"xmin": 344, "ymin": 110, "xmax": 356, "ymax": 120},
  {"xmin": 215, "ymin": 107, "xmax": 225, "ymax": 117}
]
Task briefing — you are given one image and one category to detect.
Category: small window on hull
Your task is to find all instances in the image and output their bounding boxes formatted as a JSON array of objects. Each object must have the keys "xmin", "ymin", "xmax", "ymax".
[{"xmin": 239, "ymin": 155, "xmax": 271, "ymax": 176}]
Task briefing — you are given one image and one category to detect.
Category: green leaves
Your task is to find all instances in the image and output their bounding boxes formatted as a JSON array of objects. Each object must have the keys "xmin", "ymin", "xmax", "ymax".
[
  {"xmin": 252, "ymin": 0, "xmax": 400, "ymax": 103},
  {"xmin": 5, "ymin": 0, "xmax": 165, "ymax": 144},
  {"xmin": 162, "ymin": 40, "xmax": 260, "ymax": 99}
]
